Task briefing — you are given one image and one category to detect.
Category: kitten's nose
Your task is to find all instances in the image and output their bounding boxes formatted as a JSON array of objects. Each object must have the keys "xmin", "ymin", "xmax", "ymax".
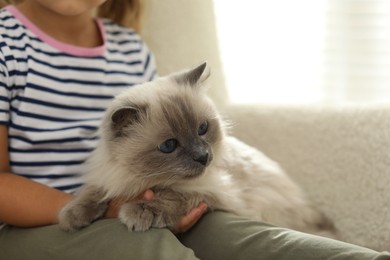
[{"xmin": 193, "ymin": 152, "xmax": 209, "ymax": 166}]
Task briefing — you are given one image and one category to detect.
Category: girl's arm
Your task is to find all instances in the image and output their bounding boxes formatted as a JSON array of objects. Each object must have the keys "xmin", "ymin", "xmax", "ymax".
[{"xmin": 0, "ymin": 172, "xmax": 73, "ymax": 227}]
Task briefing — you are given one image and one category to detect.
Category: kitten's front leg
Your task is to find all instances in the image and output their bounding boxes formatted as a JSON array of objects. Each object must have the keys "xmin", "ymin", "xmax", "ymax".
[{"xmin": 58, "ymin": 185, "xmax": 108, "ymax": 231}]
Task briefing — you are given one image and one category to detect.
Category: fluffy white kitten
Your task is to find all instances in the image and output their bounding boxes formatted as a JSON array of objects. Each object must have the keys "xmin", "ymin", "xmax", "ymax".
[{"xmin": 59, "ymin": 63, "xmax": 336, "ymax": 237}]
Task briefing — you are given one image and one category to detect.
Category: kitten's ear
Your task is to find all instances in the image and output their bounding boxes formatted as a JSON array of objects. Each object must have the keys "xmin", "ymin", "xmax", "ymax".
[
  {"xmin": 110, "ymin": 106, "xmax": 144, "ymax": 136},
  {"xmin": 174, "ymin": 62, "xmax": 210, "ymax": 87}
]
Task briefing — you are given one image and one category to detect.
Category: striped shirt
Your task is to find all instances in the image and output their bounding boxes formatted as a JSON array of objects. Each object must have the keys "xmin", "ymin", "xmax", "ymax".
[{"xmin": 0, "ymin": 6, "xmax": 157, "ymax": 194}]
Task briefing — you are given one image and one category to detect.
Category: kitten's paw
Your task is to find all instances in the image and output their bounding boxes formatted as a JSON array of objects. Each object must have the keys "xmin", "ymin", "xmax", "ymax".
[
  {"xmin": 58, "ymin": 204, "xmax": 91, "ymax": 232},
  {"xmin": 58, "ymin": 201, "xmax": 107, "ymax": 232},
  {"xmin": 119, "ymin": 203, "xmax": 154, "ymax": 232}
]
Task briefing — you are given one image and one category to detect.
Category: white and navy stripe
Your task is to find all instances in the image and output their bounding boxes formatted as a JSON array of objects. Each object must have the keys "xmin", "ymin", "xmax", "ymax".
[{"xmin": 0, "ymin": 6, "xmax": 157, "ymax": 193}]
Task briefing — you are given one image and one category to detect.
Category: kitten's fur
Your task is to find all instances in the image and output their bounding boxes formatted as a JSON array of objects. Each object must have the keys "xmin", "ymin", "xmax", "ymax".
[{"xmin": 59, "ymin": 63, "xmax": 336, "ymax": 237}]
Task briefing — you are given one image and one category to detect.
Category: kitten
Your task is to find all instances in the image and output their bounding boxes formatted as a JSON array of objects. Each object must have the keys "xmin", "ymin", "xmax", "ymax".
[{"xmin": 59, "ymin": 62, "xmax": 336, "ymax": 237}]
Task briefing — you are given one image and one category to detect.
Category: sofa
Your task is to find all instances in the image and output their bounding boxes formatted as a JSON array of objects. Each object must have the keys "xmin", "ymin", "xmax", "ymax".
[{"xmin": 142, "ymin": 0, "xmax": 390, "ymax": 251}]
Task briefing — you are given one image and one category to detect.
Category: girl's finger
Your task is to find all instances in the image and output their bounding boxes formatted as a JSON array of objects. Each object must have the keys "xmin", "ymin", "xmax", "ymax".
[{"xmin": 134, "ymin": 189, "xmax": 154, "ymax": 201}]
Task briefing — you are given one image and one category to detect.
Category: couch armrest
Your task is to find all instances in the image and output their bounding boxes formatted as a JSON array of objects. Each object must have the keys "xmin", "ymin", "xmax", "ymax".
[{"xmin": 223, "ymin": 104, "xmax": 390, "ymax": 251}]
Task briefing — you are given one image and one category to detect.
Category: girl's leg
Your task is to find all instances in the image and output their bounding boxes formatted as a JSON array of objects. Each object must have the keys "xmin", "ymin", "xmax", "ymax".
[
  {"xmin": 179, "ymin": 211, "xmax": 390, "ymax": 260},
  {"xmin": 0, "ymin": 219, "xmax": 198, "ymax": 260}
]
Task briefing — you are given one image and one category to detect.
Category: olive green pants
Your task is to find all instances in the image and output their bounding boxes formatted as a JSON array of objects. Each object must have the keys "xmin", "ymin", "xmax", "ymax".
[{"xmin": 0, "ymin": 212, "xmax": 388, "ymax": 260}]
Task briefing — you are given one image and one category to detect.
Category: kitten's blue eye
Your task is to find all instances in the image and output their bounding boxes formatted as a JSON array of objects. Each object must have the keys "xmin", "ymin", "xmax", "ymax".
[
  {"xmin": 198, "ymin": 121, "xmax": 208, "ymax": 136},
  {"xmin": 158, "ymin": 139, "xmax": 178, "ymax": 153}
]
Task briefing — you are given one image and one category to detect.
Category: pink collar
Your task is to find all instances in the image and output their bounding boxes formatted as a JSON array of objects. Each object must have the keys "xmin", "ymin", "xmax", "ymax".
[{"xmin": 6, "ymin": 5, "xmax": 106, "ymax": 57}]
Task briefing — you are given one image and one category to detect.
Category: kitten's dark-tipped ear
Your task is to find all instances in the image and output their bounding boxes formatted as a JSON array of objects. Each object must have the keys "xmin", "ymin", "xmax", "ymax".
[
  {"xmin": 174, "ymin": 62, "xmax": 210, "ymax": 87},
  {"xmin": 110, "ymin": 106, "xmax": 144, "ymax": 137}
]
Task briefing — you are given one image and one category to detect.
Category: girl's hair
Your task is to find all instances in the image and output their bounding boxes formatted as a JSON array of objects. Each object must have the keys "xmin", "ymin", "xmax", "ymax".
[
  {"xmin": 98, "ymin": 0, "xmax": 144, "ymax": 32},
  {"xmin": 0, "ymin": 0, "xmax": 144, "ymax": 32}
]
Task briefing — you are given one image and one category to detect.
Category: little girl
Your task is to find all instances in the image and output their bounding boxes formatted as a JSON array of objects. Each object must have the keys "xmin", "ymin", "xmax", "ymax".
[
  {"xmin": 0, "ymin": 0, "xmax": 207, "ymax": 257},
  {"xmin": 0, "ymin": 0, "xmax": 388, "ymax": 259}
]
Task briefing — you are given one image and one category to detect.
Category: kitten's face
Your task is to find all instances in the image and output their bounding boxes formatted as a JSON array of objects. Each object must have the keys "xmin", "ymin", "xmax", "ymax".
[{"xmin": 103, "ymin": 63, "xmax": 224, "ymax": 184}]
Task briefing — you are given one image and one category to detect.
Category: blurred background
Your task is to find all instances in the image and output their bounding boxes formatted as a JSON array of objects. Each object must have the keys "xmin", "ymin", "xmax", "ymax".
[{"xmin": 213, "ymin": 0, "xmax": 390, "ymax": 105}]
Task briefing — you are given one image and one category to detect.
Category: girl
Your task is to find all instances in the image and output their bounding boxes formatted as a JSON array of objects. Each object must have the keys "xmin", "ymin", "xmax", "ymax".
[
  {"xmin": 0, "ymin": 0, "xmax": 388, "ymax": 259},
  {"xmin": 0, "ymin": 0, "xmax": 206, "ymax": 258}
]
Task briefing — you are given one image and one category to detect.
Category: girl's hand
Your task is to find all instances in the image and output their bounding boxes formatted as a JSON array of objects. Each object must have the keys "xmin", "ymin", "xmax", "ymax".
[
  {"xmin": 171, "ymin": 202, "xmax": 208, "ymax": 234},
  {"xmin": 105, "ymin": 190, "xmax": 208, "ymax": 234}
]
